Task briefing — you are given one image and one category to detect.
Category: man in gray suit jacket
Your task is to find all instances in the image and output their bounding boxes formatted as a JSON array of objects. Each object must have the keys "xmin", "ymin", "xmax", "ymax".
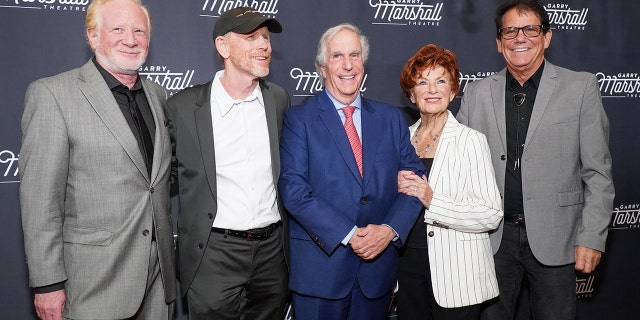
[
  {"xmin": 164, "ymin": 7, "xmax": 289, "ymax": 320},
  {"xmin": 19, "ymin": 0, "xmax": 175, "ymax": 319},
  {"xmin": 457, "ymin": 1, "xmax": 614, "ymax": 319}
]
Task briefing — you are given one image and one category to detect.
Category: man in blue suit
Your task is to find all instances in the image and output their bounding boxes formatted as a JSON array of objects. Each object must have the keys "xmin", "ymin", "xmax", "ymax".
[{"xmin": 279, "ymin": 23, "xmax": 425, "ymax": 320}]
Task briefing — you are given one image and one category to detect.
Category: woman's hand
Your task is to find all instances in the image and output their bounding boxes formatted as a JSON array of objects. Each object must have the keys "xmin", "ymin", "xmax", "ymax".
[{"xmin": 398, "ymin": 170, "xmax": 433, "ymax": 208}]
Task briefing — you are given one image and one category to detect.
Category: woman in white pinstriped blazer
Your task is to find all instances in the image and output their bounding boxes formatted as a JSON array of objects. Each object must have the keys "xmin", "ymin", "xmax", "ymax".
[{"xmin": 396, "ymin": 44, "xmax": 504, "ymax": 319}]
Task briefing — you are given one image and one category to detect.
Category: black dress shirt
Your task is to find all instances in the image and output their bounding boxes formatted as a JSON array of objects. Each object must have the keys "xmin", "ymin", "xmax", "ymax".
[
  {"xmin": 93, "ymin": 58, "xmax": 156, "ymax": 175},
  {"xmin": 503, "ymin": 62, "xmax": 545, "ymax": 217}
]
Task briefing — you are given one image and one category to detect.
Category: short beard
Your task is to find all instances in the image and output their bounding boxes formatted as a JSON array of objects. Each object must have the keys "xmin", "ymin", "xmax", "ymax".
[{"xmin": 95, "ymin": 52, "xmax": 144, "ymax": 76}]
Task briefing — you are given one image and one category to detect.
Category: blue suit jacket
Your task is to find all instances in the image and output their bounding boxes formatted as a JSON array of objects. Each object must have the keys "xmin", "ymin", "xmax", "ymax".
[{"xmin": 279, "ymin": 90, "xmax": 425, "ymax": 299}]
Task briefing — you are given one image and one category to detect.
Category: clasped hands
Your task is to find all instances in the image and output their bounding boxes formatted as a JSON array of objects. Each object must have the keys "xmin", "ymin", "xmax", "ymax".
[{"xmin": 348, "ymin": 224, "xmax": 395, "ymax": 260}]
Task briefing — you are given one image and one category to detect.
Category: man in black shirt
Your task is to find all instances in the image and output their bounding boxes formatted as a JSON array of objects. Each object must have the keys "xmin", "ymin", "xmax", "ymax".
[
  {"xmin": 19, "ymin": 0, "xmax": 175, "ymax": 319},
  {"xmin": 458, "ymin": 1, "xmax": 614, "ymax": 319}
]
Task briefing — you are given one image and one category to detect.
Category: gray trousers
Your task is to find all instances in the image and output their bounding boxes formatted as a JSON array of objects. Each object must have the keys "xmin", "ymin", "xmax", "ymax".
[{"xmin": 187, "ymin": 226, "xmax": 287, "ymax": 320}]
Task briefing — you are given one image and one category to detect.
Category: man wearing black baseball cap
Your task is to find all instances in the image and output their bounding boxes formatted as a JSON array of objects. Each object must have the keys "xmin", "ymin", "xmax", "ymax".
[{"xmin": 165, "ymin": 6, "xmax": 290, "ymax": 320}]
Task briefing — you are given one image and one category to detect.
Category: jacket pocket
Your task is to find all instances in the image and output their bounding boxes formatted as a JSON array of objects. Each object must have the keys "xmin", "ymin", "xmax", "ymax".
[
  {"xmin": 557, "ymin": 190, "xmax": 584, "ymax": 207},
  {"xmin": 63, "ymin": 225, "xmax": 114, "ymax": 246}
]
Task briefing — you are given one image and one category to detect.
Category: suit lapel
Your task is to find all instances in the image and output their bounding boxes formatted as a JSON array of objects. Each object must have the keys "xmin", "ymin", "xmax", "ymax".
[
  {"xmin": 491, "ymin": 70, "xmax": 508, "ymax": 154},
  {"xmin": 360, "ymin": 99, "xmax": 378, "ymax": 189},
  {"xmin": 524, "ymin": 61, "xmax": 557, "ymax": 153},
  {"xmin": 141, "ymin": 79, "xmax": 166, "ymax": 185},
  {"xmin": 317, "ymin": 92, "xmax": 363, "ymax": 185},
  {"xmin": 429, "ymin": 111, "xmax": 456, "ymax": 182},
  {"xmin": 78, "ymin": 61, "xmax": 149, "ymax": 181},
  {"xmin": 194, "ymin": 82, "xmax": 218, "ymax": 200},
  {"xmin": 260, "ymin": 81, "xmax": 281, "ymax": 181}
]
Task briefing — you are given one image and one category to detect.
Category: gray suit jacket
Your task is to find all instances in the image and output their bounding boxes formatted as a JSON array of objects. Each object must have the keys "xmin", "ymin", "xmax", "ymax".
[
  {"xmin": 457, "ymin": 60, "xmax": 615, "ymax": 265},
  {"xmin": 164, "ymin": 79, "xmax": 290, "ymax": 295},
  {"xmin": 19, "ymin": 60, "xmax": 176, "ymax": 319}
]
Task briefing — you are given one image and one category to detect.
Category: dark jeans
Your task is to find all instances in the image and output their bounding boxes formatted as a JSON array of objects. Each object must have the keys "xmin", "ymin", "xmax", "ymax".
[{"xmin": 481, "ymin": 221, "xmax": 576, "ymax": 320}]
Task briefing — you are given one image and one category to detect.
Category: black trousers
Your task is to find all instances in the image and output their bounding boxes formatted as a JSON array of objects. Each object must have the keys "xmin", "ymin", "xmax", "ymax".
[
  {"xmin": 481, "ymin": 222, "xmax": 576, "ymax": 320},
  {"xmin": 397, "ymin": 246, "xmax": 482, "ymax": 320}
]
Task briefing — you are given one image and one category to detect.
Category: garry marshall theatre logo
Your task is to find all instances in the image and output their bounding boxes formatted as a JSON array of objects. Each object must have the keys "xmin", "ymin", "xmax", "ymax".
[
  {"xmin": 289, "ymin": 67, "xmax": 368, "ymax": 97},
  {"xmin": 576, "ymin": 275, "xmax": 596, "ymax": 299},
  {"xmin": 0, "ymin": 149, "xmax": 20, "ymax": 184},
  {"xmin": 609, "ymin": 204, "xmax": 640, "ymax": 230},
  {"xmin": 459, "ymin": 71, "xmax": 497, "ymax": 95},
  {"xmin": 544, "ymin": 3, "xmax": 588, "ymax": 30},
  {"xmin": 597, "ymin": 72, "xmax": 640, "ymax": 98},
  {"xmin": 200, "ymin": 0, "xmax": 279, "ymax": 18},
  {"xmin": 139, "ymin": 65, "xmax": 195, "ymax": 96},
  {"xmin": 369, "ymin": 1, "xmax": 443, "ymax": 26},
  {"xmin": 1, "ymin": 0, "xmax": 88, "ymax": 11}
]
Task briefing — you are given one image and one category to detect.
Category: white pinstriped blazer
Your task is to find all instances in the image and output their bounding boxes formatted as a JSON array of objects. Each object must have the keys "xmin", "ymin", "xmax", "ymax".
[{"xmin": 409, "ymin": 111, "xmax": 503, "ymax": 308}]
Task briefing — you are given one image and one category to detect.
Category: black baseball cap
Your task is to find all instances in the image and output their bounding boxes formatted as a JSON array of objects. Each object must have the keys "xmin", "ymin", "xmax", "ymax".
[{"xmin": 213, "ymin": 7, "xmax": 282, "ymax": 38}]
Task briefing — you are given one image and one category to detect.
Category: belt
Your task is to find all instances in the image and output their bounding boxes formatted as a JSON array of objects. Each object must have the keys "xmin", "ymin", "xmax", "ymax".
[
  {"xmin": 211, "ymin": 221, "xmax": 281, "ymax": 241},
  {"xmin": 504, "ymin": 214, "xmax": 526, "ymax": 227}
]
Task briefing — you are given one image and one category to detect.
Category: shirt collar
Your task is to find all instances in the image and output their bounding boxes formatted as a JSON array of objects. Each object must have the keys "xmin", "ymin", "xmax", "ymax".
[
  {"xmin": 506, "ymin": 60, "xmax": 545, "ymax": 91},
  {"xmin": 325, "ymin": 90, "xmax": 362, "ymax": 111},
  {"xmin": 212, "ymin": 70, "xmax": 264, "ymax": 117},
  {"xmin": 92, "ymin": 57, "xmax": 142, "ymax": 91}
]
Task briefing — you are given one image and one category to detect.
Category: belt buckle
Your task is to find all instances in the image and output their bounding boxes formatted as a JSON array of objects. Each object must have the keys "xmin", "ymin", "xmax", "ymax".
[
  {"xmin": 513, "ymin": 216, "xmax": 525, "ymax": 226},
  {"xmin": 246, "ymin": 229, "xmax": 266, "ymax": 240},
  {"xmin": 246, "ymin": 223, "xmax": 277, "ymax": 240}
]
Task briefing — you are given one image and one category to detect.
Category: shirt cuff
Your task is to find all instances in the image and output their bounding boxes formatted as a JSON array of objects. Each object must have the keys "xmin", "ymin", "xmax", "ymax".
[
  {"xmin": 383, "ymin": 224, "xmax": 399, "ymax": 242},
  {"xmin": 342, "ymin": 226, "xmax": 357, "ymax": 245},
  {"xmin": 32, "ymin": 281, "xmax": 65, "ymax": 294}
]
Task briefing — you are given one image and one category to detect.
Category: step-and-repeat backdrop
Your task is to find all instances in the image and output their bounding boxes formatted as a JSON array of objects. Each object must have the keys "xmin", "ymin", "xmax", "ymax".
[{"xmin": 1, "ymin": 1, "xmax": 638, "ymax": 319}]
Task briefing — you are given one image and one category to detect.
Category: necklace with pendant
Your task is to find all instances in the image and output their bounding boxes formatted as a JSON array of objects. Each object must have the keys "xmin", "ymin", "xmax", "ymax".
[{"xmin": 412, "ymin": 123, "xmax": 442, "ymax": 154}]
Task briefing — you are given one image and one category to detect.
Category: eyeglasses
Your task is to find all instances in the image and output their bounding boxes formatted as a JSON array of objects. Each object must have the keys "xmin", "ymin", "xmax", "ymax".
[
  {"xmin": 513, "ymin": 93, "xmax": 526, "ymax": 107},
  {"xmin": 498, "ymin": 25, "xmax": 546, "ymax": 40}
]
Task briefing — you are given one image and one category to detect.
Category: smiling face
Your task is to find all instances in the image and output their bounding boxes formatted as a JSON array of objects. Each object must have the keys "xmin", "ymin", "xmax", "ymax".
[
  {"xmin": 409, "ymin": 65, "xmax": 455, "ymax": 116},
  {"xmin": 217, "ymin": 25, "xmax": 272, "ymax": 81},
  {"xmin": 320, "ymin": 28, "xmax": 365, "ymax": 105},
  {"xmin": 497, "ymin": 7, "xmax": 551, "ymax": 78},
  {"xmin": 87, "ymin": 0, "xmax": 149, "ymax": 77}
]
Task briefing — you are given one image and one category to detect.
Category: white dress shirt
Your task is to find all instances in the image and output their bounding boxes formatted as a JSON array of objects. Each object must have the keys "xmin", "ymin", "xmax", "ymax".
[{"xmin": 210, "ymin": 70, "xmax": 280, "ymax": 230}]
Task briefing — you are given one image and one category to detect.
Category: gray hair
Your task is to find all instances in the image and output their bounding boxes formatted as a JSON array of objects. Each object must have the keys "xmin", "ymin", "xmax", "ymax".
[{"xmin": 315, "ymin": 23, "xmax": 370, "ymax": 77}]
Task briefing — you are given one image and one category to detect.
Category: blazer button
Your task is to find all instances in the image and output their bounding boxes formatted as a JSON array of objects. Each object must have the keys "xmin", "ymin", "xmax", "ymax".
[
  {"xmin": 360, "ymin": 197, "xmax": 368, "ymax": 205},
  {"xmin": 197, "ymin": 243, "xmax": 204, "ymax": 249},
  {"xmin": 208, "ymin": 213, "xmax": 213, "ymax": 219},
  {"xmin": 500, "ymin": 155, "xmax": 506, "ymax": 161},
  {"xmin": 149, "ymin": 187, "xmax": 155, "ymax": 193},
  {"xmin": 143, "ymin": 230, "xmax": 150, "ymax": 236},
  {"xmin": 428, "ymin": 231, "xmax": 434, "ymax": 237}
]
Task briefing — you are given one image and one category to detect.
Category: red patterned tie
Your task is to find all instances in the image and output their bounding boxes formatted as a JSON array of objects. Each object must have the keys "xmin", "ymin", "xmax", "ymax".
[{"xmin": 341, "ymin": 106, "xmax": 363, "ymax": 176}]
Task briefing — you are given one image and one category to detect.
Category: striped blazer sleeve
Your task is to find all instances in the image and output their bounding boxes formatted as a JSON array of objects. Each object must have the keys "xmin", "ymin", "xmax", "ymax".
[{"xmin": 425, "ymin": 116, "xmax": 503, "ymax": 233}]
